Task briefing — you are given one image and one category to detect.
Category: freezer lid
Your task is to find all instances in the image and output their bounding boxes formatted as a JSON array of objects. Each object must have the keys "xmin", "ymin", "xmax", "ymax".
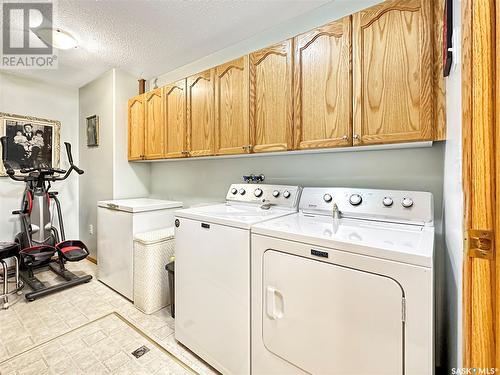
[{"xmin": 97, "ymin": 198, "xmax": 183, "ymax": 212}]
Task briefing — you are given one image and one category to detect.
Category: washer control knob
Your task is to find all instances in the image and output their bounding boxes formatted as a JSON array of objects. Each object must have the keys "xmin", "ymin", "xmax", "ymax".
[
  {"xmin": 283, "ymin": 190, "xmax": 291, "ymax": 199},
  {"xmin": 382, "ymin": 197, "xmax": 393, "ymax": 207},
  {"xmin": 349, "ymin": 194, "xmax": 362, "ymax": 206},
  {"xmin": 323, "ymin": 194, "xmax": 333, "ymax": 203},
  {"xmin": 254, "ymin": 188, "xmax": 263, "ymax": 197},
  {"xmin": 231, "ymin": 188, "xmax": 238, "ymax": 195},
  {"xmin": 239, "ymin": 188, "xmax": 246, "ymax": 195},
  {"xmin": 402, "ymin": 197, "xmax": 414, "ymax": 208},
  {"xmin": 272, "ymin": 190, "xmax": 280, "ymax": 198}
]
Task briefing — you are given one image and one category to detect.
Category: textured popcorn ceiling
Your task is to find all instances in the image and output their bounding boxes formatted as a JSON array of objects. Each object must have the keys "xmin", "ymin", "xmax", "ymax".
[{"xmin": 10, "ymin": 0, "xmax": 330, "ymax": 88}]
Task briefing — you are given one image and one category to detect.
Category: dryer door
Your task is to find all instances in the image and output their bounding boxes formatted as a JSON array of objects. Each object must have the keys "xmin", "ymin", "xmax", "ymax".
[{"xmin": 262, "ymin": 250, "xmax": 404, "ymax": 375}]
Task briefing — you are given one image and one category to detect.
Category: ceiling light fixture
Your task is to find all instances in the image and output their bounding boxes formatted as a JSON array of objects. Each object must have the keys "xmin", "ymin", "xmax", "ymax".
[{"xmin": 36, "ymin": 28, "xmax": 79, "ymax": 50}]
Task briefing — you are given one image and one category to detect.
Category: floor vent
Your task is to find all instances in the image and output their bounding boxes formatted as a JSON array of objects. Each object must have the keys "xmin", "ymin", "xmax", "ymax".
[{"xmin": 132, "ymin": 345, "xmax": 150, "ymax": 358}]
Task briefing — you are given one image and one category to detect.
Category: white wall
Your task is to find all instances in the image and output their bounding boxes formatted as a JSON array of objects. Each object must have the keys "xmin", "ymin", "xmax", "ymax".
[
  {"xmin": 149, "ymin": 0, "xmax": 382, "ymax": 87},
  {"xmin": 0, "ymin": 72, "xmax": 79, "ymax": 242},
  {"xmin": 113, "ymin": 69, "xmax": 150, "ymax": 199},
  {"xmin": 79, "ymin": 70, "xmax": 115, "ymax": 258},
  {"xmin": 443, "ymin": 0, "xmax": 463, "ymax": 369},
  {"xmin": 80, "ymin": 69, "xmax": 150, "ymax": 258}
]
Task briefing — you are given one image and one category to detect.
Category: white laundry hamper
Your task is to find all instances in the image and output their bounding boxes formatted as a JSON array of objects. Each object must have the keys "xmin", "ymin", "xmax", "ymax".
[{"xmin": 133, "ymin": 227, "xmax": 175, "ymax": 314}]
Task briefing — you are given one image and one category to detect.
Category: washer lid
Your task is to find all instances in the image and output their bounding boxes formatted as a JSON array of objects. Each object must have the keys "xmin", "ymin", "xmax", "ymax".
[
  {"xmin": 174, "ymin": 203, "xmax": 297, "ymax": 229},
  {"xmin": 98, "ymin": 198, "xmax": 183, "ymax": 213},
  {"xmin": 252, "ymin": 213, "xmax": 434, "ymax": 267}
]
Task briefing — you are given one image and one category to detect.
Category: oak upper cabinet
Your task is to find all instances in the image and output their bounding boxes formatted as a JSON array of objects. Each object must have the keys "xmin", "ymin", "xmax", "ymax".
[
  {"xmin": 250, "ymin": 40, "xmax": 293, "ymax": 153},
  {"xmin": 128, "ymin": 94, "xmax": 145, "ymax": 160},
  {"xmin": 187, "ymin": 69, "xmax": 215, "ymax": 157},
  {"xmin": 144, "ymin": 88, "xmax": 164, "ymax": 159},
  {"xmin": 163, "ymin": 79, "xmax": 187, "ymax": 158},
  {"xmin": 294, "ymin": 16, "xmax": 352, "ymax": 150},
  {"xmin": 215, "ymin": 57, "xmax": 250, "ymax": 155},
  {"xmin": 352, "ymin": 0, "xmax": 433, "ymax": 145}
]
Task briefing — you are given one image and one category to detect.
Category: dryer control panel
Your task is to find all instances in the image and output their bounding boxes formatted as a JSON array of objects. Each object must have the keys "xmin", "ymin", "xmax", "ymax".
[
  {"xmin": 226, "ymin": 184, "xmax": 301, "ymax": 209},
  {"xmin": 299, "ymin": 188, "xmax": 434, "ymax": 225}
]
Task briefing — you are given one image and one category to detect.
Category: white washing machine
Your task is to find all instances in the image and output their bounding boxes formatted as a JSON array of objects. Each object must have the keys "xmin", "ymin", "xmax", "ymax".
[
  {"xmin": 251, "ymin": 187, "xmax": 434, "ymax": 375},
  {"xmin": 174, "ymin": 184, "xmax": 301, "ymax": 375}
]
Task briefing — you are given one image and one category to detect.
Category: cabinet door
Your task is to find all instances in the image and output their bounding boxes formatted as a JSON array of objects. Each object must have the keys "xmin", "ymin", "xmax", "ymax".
[
  {"xmin": 250, "ymin": 40, "xmax": 293, "ymax": 153},
  {"xmin": 294, "ymin": 17, "xmax": 352, "ymax": 150},
  {"xmin": 215, "ymin": 57, "xmax": 250, "ymax": 155},
  {"xmin": 163, "ymin": 80, "xmax": 187, "ymax": 158},
  {"xmin": 353, "ymin": 0, "xmax": 433, "ymax": 145},
  {"xmin": 128, "ymin": 95, "xmax": 145, "ymax": 160},
  {"xmin": 144, "ymin": 88, "xmax": 164, "ymax": 159},
  {"xmin": 187, "ymin": 69, "xmax": 215, "ymax": 157}
]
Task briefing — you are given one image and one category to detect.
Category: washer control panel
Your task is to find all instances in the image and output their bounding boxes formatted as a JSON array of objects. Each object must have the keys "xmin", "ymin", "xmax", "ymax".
[
  {"xmin": 226, "ymin": 184, "xmax": 301, "ymax": 208},
  {"xmin": 299, "ymin": 187, "xmax": 434, "ymax": 225}
]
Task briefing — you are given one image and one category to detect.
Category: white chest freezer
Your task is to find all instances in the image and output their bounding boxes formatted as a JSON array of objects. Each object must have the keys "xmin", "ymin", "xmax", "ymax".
[{"xmin": 97, "ymin": 198, "xmax": 183, "ymax": 300}]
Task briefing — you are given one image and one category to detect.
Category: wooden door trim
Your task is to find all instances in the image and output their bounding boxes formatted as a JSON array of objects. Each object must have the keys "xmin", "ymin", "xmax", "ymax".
[
  {"xmin": 249, "ymin": 39, "xmax": 294, "ymax": 153},
  {"xmin": 462, "ymin": 0, "xmax": 497, "ymax": 367}
]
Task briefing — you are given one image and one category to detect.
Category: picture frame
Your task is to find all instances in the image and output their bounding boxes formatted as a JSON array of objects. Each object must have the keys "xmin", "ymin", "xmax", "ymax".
[
  {"xmin": 86, "ymin": 115, "xmax": 99, "ymax": 147},
  {"xmin": 0, "ymin": 112, "xmax": 61, "ymax": 176}
]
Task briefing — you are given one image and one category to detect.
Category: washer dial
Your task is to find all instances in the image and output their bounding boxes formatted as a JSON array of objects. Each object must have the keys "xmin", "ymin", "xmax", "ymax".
[
  {"xmin": 283, "ymin": 190, "xmax": 291, "ymax": 199},
  {"xmin": 349, "ymin": 194, "xmax": 362, "ymax": 206},
  {"xmin": 323, "ymin": 194, "xmax": 333, "ymax": 203},
  {"xmin": 239, "ymin": 188, "xmax": 246, "ymax": 195},
  {"xmin": 254, "ymin": 188, "xmax": 263, "ymax": 197},
  {"xmin": 402, "ymin": 197, "xmax": 414, "ymax": 208},
  {"xmin": 272, "ymin": 190, "xmax": 280, "ymax": 198},
  {"xmin": 231, "ymin": 188, "xmax": 238, "ymax": 195},
  {"xmin": 382, "ymin": 197, "xmax": 393, "ymax": 207}
]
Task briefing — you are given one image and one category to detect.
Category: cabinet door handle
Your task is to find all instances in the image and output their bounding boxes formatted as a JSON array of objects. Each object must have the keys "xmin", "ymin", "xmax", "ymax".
[
  {"xmin": 181, "ymin": 150, "xmax": 190, "ymax": 155},
  {"xmin": 242, "ymin": 145, "xmax": 253, "ymax": 152},
  {"xmin": 342, "ymin": 135, "xmax": 349, "ymax": 141},
  {"xmin": 353, "ymin": 134, "xmax": 360, "ymax": 141}
]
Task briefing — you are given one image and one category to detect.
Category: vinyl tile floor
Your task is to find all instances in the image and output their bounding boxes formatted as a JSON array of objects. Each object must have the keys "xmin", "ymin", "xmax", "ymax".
[{"xmin": 0, "ymin": 260, "xmax": 218, "ymax": 375}]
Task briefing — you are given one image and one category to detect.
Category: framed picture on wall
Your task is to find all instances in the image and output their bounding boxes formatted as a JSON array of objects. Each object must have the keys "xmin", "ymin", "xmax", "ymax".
[
  {"xmin": 86, "ymin": 115, "xmax": 99, "ymax": 147},
  {"xmin": 0, "ymin": 113, "xmax": 61, "ymax": 176}
]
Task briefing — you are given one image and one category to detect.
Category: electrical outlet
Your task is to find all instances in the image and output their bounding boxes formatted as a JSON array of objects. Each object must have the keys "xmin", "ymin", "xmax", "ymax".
[{"xmin": 89, "ymin": 224, "xmax": 94, "ymax": 235}]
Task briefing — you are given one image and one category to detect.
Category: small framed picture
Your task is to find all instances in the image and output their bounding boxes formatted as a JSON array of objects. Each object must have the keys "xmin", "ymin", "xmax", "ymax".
[
  {"xmin": 0, "ymin": 112, "xmax": 61, "ymax": 176},
  {"xmin": 86, "ymin": 115, "xmax": 99, "ymax": 147}
]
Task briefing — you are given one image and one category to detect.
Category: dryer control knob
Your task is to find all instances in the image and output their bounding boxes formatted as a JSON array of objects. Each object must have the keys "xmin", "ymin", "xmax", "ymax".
[
  {"xmin": 231, "ymin": 188, "xmax": 238, "ymax": 195},
  {"xmin": 283, "ymin": 190, "xmax": 291, "ymax": 199},
  {"xmin": 254, "ymin": 188, "xmax": 263, "ymax": 197},
  {"xmin": 402, "ymin": 197, "xmax": 414, "ymax": 208},
  {"xmin": 272, "ymin": 190, "xmax": 280, "ymax": 198},
  {"xmin": 239, "ymin": 188, "xmax": 246, "ymax": 195},
  {"xmin": 349, "ymin": 194, "xmax": 362, "ymax": 206},
  {"xmin": 382, "ymin": 197, "xmax": 393, "ymax": 207},
  {"xmin": 323, "ymin": 194, "xmax": 333, "ymax": 203}
]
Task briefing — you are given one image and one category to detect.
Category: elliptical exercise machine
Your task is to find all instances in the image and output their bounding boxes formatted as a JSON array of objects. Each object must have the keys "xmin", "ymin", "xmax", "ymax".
[{"xmin": 1, "ymin": 137, "xmax": 92, "ymax": 301}]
